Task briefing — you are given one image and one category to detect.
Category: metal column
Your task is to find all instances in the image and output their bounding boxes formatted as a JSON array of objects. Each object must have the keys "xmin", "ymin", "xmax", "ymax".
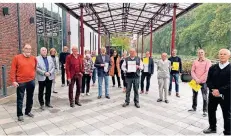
[
  {"xmin": 171, "ymin": 3, "xmax": 177, "ymax": 55},
  {"xmin": 141, "ymin": 33, "xmax": 144, "ymax": 58},
  {"xmin": 136, "ymin": 34, "xmax": 139, "ymax": 56},
  {"xmin": 80, "ymin": 4, "xmax": 84, "ymax": 56},
  {"xmin": 2, "ymin": 65, "xmax": 7, "ymax": 96},
  {"xmin": 98, "ymin": 21, "xmax": 101, "ymax": 54},
  {"xmin": 150, "ymin": 20, "xmax": 153, "ymax": 57}
]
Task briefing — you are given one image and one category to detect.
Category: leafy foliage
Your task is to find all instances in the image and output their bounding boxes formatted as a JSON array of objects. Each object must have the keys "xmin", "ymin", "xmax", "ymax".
[{"xmin": 138, "ymin": 4, "xmax": 231, "ymax": 59}]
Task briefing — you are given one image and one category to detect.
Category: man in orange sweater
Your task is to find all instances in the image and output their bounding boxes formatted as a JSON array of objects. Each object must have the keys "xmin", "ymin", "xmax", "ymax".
[{"xmin": 10, "ymin": 43, "xmax": 37, "ymax": 122}]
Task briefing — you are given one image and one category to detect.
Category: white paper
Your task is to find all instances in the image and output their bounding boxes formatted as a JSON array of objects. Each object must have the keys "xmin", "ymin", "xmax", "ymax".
[
  {"xmin": 127, "ymin": 61, "xmax": 136, "ymax": 72},
  {"xmin": 144, "ymin": 64, "xmax": 149, "ymax": 72},
  {"xmin": 104, "ymin": 63, "xmax": 109, "ymax": 72}
]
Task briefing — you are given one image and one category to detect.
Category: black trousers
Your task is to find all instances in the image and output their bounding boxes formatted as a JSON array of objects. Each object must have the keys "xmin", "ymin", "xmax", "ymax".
[
  {"xmin": 192, "ymin": 83, "xmax": 208, "ymax": 112},
  {"xmin": 125, "ymin": 77, "xmax": 139, "ymax": 104},
  {"xmin": 61, "ymin": 64, "xmax": 69, "ymax": 85},
  {"xmin": 208, "ymin": 93, "xmax": 230, "ymax": 135},
  {"xmin": 140, "ymin": 72, "xmax": 152, "ymax": 91},
  {"xmin": 82, "ymin": 74, "xmax": 91, "ymax": 93},
  {"xmin": 112, "ymin": 72, "xmax": 121, "ymax": 87},
  {"xmin": 17, "ymin": 80, "xmax": 35, "ymax": 117},
  {"xmin": 38, "ymin": 77, "xmax": 53, "ymax": 106}
]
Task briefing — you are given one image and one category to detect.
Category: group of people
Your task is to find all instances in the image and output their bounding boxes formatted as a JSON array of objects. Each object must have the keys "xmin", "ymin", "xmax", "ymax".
[{"xmin": 10, "ymin": 43, "xmax": 230, "ymax": 135}]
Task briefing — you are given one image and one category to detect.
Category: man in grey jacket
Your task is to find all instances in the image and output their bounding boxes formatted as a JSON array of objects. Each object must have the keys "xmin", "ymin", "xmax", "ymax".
[
  {"xmin": 156, "ymin": 53, "xmax": 171, "ymax": 103},
  {"xmin": 37, "ymin": 47, "xmax": 55, "ymax": 110}
]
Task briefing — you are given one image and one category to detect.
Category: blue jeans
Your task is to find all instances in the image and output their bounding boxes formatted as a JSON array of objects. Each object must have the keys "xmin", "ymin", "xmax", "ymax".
[
  {"xmin": 98, "ymin": 76, "xmax": 109, "ymax": 96},
  {"xmin": 169, "ymin": 73, "xmax": 179, "ymax": 92},
  {"xmin": 92, "ymin": 69, "xmax": 97, "ymax": 84}
]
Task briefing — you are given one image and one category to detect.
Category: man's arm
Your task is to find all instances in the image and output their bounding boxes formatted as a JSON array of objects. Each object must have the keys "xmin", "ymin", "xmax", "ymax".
[
  {"xmin": 150, "ymin": 58, "xmax": 154, "ymax": 74},
  {"xmin": 48, "ymin": 57, "xmax": 55, "ymax": 75},
  {"xmin": 10, "ymin": 56, "xmax": 17, "ymax": 83},
  {"xmin": 65, "ymin": 56, "xmax": 71, "ymax": 79},
  {"xmin": 94, "ymin": 56, "xmax": 101, "ymax": 67},
  {"xmin": 139, "ymin": 59, "xmax": 144, "ymax": 70},
  {"xmin": 206, "ymin": 66, "xmax": 215, "ymax": 90},
  {"xmin": 121, "ymin": 60, "xmax": 127, "ymax": 72},
  {"xmin": 179, "ymin": 57, "xmax": 183, "ymax": 73},
  {"xmin": 191, "ymin": 60, "xmax": 200, "ymax": 82},
  {"xmin": 199, "ymin": 60, "xmax": 212, "ymax": 83},
  {"xmin": 36, "ymin": 57, "xmax": 46, "ymax": 75}
]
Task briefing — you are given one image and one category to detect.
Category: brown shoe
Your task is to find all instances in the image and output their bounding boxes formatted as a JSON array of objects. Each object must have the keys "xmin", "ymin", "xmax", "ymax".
[{"xmin": 176, "ymin": 93, "xmax": 180, "ymax": 97}]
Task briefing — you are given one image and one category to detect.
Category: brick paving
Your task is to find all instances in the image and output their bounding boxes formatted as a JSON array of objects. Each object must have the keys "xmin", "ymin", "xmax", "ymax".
[{"xmin": 0, "ymin": 69, "xmax": 224, "ymax": 135}]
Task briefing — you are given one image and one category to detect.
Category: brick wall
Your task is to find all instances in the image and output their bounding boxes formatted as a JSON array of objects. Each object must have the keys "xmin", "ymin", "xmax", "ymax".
[{"xmin": 0, "ymin": 3, "xmax": 37, "ymax": 87}]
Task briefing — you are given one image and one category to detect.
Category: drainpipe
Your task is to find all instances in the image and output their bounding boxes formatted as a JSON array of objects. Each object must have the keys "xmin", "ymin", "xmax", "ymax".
[{"xmin": 17, "ymin": 3, "xmax": 22, "ymax": 54}]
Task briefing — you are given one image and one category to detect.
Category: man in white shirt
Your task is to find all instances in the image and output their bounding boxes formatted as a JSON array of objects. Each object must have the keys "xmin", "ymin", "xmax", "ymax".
[{"xmin": 121, "ymin": 48, "xmax": 143, "ymax": 108}]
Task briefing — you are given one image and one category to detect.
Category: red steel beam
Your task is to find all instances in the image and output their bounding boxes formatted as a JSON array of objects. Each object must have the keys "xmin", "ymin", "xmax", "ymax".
[
  {"xmin": 171, "ymin": 3, "xmax": 177, "ymax": 56},
  {"xmin": 98, "ymin": 21, "xmax": 101, "ymax": 54},
  {"xmin": 150, "ymin": 20, "xmax": 153, "ymax": 57},
  {"xmin": 80, "ymin": 4, "xmax": 84, "ymax": 56}
]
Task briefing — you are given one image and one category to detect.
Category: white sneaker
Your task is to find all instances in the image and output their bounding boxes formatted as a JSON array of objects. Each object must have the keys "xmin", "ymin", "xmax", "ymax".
[
  {"xmin": 86, "ymin": 93, "xmax": 90, "ymax": 96},
  {"xmin": 81, "ymin": 93, "xmax": 85, "ymax": 97}
]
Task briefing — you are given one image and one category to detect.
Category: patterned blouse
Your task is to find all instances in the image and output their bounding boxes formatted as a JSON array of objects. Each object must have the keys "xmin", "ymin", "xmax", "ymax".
[{"xmin": 84, "ymin": 57, "xmax": 94, "ymax": 74}]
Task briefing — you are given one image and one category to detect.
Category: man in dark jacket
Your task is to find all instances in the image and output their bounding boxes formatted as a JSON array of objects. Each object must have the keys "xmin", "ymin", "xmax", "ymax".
[
  {"xmin": 168, "ymin": 49, "xmax": 182, "ymax": 97},
  {"xmin": 59, "ymin": 46, "xmax": 70, "ymax": 87},
  {"xmin": 140, "ymin": 51, "xmax": 154, "ymax": 94},
  {"xmin": 203, "ymin": 49, "xmax": 230, "ymax": 135},
  {"xmin": 94, "ymin": 47, "xmax": 111, "ymax": 99}
]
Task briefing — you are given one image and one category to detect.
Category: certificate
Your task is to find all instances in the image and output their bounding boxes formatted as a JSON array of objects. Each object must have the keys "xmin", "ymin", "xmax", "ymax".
[
  {"xmin": 188, "ymin": 80, "xmax": 201, "ymax": 92},
  {"xmin": 172, "ymin": 62, "xmax": 179, "ymax": 71},
  {"xmin": 104, "ymin": 63, "xmax": 109, "ymax": 72},
  {"xmin": 144, "ymin": 64, "xmax": 149, "ymax": 72},
  {"xmin": 143, "ymin": 58, "xmax": 149, "ymax": 65},
  {"xmin": 92, "ymin": 57, "xmax": 96, "ymax": 63},
  {"xmin": 127, "ymin": 61, "xmax": 136, "ymax": 72}
]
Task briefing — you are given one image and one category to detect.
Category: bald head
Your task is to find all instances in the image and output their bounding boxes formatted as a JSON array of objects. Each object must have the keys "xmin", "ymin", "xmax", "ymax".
[
  {"xmin": 72, "ymin": 46, "xmax": 78, "ymax": 55},
  {"xmin": 219, "ymin": 48, "xmax": 231, "ymax": 64},
  {"xmin": 129, "ymin": 48, "xmax": 136, "ymax": 58},
  {"xmin": 161, "ymin": 52, "xmax": 168, "ymax": 61},
  {"xmin": 40, "ymin": 47, "xmax": 47, "ymax": 57}
]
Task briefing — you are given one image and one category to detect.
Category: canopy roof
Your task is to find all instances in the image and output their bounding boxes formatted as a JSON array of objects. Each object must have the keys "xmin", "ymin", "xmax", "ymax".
[{"xmin": 56, "ymin": 3, "xmax": 200, "ymax": 35}]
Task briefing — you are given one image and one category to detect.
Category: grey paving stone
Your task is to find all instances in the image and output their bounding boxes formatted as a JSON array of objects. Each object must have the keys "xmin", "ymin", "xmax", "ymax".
[
  {"xmin": 101, "ymin": 118, "xmax": 117, "ymax": 125},
  {"xmin": 65, "ymin": 129, "xmax": 85, "ymax": 135},
  {"xmin": 90, "ymin": 121, "xmax": 107, "ymax": 129},
  {"xmin": 39, "ymin": 123, "xmax": 58, "ymax": 131},
  {"xmin": 79, "ymin": 125, "xmax": 97, "ymax": 134},
  {"xmin": 179, "ymin": 128, "xmax": 200, "ymax": 135},
  {"xmin": 0, "ymin": 122, "xmax": 19, "ymax": 129},
  {"xmin": 167, "ymin": 124, "xmax": 186, "ymax": 132},
  {"xmin": 126, "ymin": 123, "xmax": 146, "ymax": 130},
  {"xmin": 119, "ymin": 125, "xmax": 139, "ymax": 134},
  {"xmin": 110, "ymin": 115, "xmax": 126, "ymax": 122},
  {"xmin": 139, "ymin": 127, "xmax": 159, "ymax": 135},
  {"xmin": 25, "ymin": 127, "xmax": 45, "ymax": 135}
]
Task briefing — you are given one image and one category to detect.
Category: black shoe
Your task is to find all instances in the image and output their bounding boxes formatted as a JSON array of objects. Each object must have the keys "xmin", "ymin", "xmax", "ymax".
[
  {"xmin": 70, "ymin": 103, "xmax": 75, "ymax": 108},
  {"xmin": 157, "ymin": 99, "xmax": 162, "ymax": 102},
  {"xmin": 168, "ymin": 91, "xmax": 171, "ymax": 96},
  {"xmin": 46, "ymin": 104, "xmax": 53, "ymax": 108},
  {"xmin": 18, "ymin": 116, "xmax": 24, "ymax": 122},
  {"xmin": 203, "ymin": 112, "xmax": 207, "ymax": 117},
  {"xmin": 118, "ymin": 86, "xmax": 122, "ymax": 88},
  {"xmin": 40, "ymin": 105, "xmax": 45, "ymax": 110},
  {"xmin": 106, "ymin": 96, "xmax": 110, "ymax": 99},
  {"xmin": 25, "ymin": 113, "xmax": 34, "ymax": 118},
  {"xmin": 53, "ymin": 91, "xmax": 58, "ymax": 93},
  {"xmin": 98, "ymin": 96, "xmax": 102, "ymax": 99},
  {"xmin": 188, "ymin": 108, "xmax": 196, "ymax": 112},
  {"xmin": 203, "ymin": 128, "xmax": 216, "ymax": 134},
  {"xmin": 165, "ymin": 100, "xmax": 169, "ymax": 103},
  {"xmin": 122, "ymin": 103, "xmax": 129, "ymax": 107},
  {"xmin": 112, "ymin": 85, "xmax": 115, "ymax": 87},
  {"xmin": 75, "ymin": 102, "xmax": 82, "ymax": 106},
  {"xmin": 135, "ymin": 103, "xmax": 140, "ymax": 108}
]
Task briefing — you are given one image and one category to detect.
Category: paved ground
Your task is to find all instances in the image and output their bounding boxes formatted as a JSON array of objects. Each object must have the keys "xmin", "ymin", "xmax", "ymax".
[{"xmin": 0, "ymin": 70, "xmax": 224, "ymax": 135}]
